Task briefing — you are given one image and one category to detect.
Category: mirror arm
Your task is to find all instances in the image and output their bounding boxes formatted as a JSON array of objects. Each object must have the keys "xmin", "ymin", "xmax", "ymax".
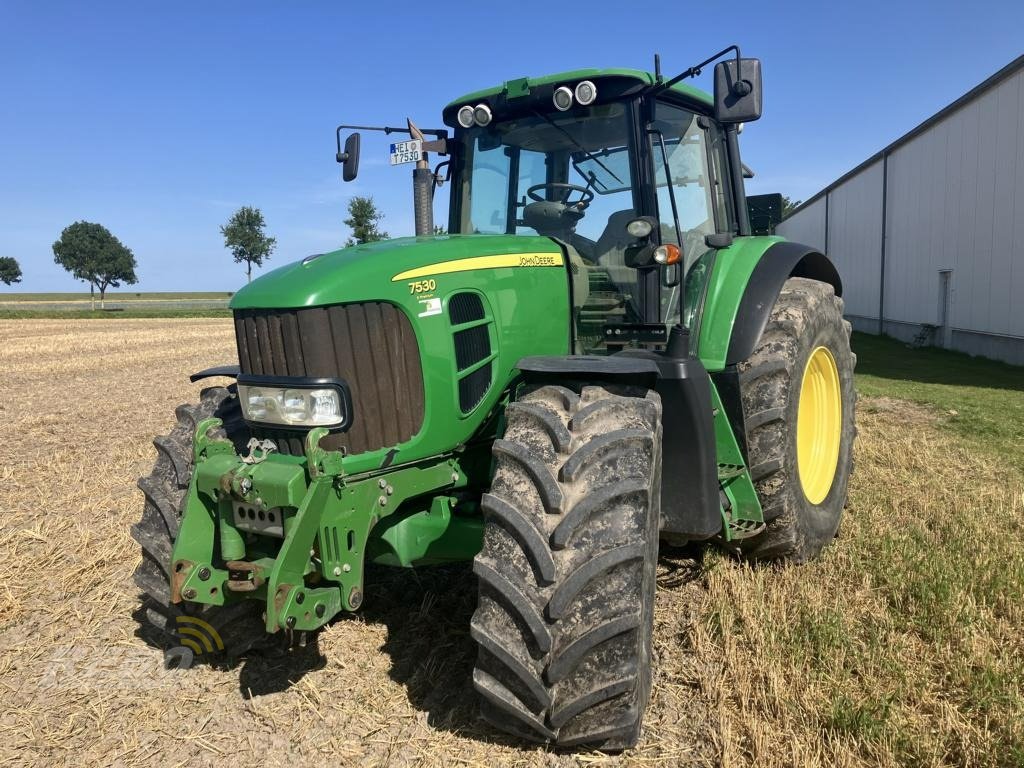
[
  {"xmin": 652, "ymin": 45, "xmax": 742, "ymax": 94},
  {"xmin": 336, "ymin": 123, "xmax": 449, "ymax": 161},
  {"xmin": 335, "ymin": 123, "xmax": 448, "ymax": 139},
  {"xmin": 660, "ymin": 263, "xmax": 681, "ymax": 288},
  {"xmin": 431, "ymin": 159, "xmax": 451, "ymax": 191}
]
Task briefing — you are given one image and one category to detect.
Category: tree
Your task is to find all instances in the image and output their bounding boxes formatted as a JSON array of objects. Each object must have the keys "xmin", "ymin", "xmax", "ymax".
[
  {"xmin": 344, "ymin": 196, "xmax": 388, "ymax": 246},
  {"xmin": 221, "ymin": 206, "xmax": 276, "ymax": 283},
  {"xmin": 52, "ymin": 221, "xmax": 138, "ymax": 309},
  {"xmin": 781, "ymin": 195, "xmax": 803, "ymax": 218},
  {"xmin": 0, "ymin": 257, "xmax": 22, "ymax": 285}
]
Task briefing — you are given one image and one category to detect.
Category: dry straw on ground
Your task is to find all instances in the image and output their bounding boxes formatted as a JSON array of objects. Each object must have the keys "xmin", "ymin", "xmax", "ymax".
[{"xmin": 0, "ymin": 319, "xmax": 1020, "ymax": 767}]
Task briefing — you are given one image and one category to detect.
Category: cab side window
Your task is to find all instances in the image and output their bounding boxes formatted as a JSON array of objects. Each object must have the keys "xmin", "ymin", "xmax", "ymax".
[
  {"xmin": 704, "ymin": 120, "xmax": 734, "ymax": 232},
  {"xmin": 649, "ymin": 102, "xmax": 732, "ymax": 328},
  {"xmin": 649, "ymin": 102, "xmax": 717, "ymax": 256}
]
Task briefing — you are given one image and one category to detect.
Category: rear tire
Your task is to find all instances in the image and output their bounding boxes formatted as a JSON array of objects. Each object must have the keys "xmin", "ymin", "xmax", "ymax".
[
  {"xmin": 132, "ymin": 385, "xmax": 266, "ymax": 658},
  {"xmin": 471, "ymin": 384, "xmax": 662, "ymax": 749},
  {"xmin": 738, "ymin": 278, "xmax": 856, "ymax": 562}
]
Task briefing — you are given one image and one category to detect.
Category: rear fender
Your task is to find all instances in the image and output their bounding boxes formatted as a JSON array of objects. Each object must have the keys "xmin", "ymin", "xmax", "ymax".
[{"xmin": 697, "ymin": 238, "xmax": 841, "ymax": 371}]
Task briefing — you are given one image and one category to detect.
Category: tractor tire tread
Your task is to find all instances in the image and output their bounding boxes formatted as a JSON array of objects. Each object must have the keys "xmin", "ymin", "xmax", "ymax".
[
  {"xmin": 737, "ymin": 277, "xmax": 856, "ymax": 563},
  {"xmin": 471, "ymin": 384, "xmax": 662, "ymax": 750}
]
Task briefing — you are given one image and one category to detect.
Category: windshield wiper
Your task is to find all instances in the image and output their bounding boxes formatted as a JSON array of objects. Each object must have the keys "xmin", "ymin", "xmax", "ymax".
[{"xmin": 531, "ymin": 110, "xmax": 624, "ymax": 186}]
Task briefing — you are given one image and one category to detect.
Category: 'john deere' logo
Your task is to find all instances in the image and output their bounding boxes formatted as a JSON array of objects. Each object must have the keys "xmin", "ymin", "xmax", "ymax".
[
  {"xmin": 518, "ymin": 254, "xmax": 559, "ymax": 267},
  {"xmin": 175, "ymin": 616, "xmax": 224, "ymax": 656}
]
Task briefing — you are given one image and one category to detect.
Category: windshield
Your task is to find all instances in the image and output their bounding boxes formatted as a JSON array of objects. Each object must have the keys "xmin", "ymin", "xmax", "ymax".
[
  {"xmin": 449, "ymin": 96, "xmax": 729, "ymax": 353},
  {"xmin": 454, "ymin": 102, "xmax": 636, "ymax": 239},
  {"xmin": 453, "ymin": 102, "xmax": 645, "ymax": 349}
]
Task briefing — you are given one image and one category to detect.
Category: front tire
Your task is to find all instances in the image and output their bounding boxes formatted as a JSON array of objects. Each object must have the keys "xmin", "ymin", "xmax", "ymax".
[
  {"xmin": 132, "ymin": 385, "xmax": 265, "ymax": 658},
  {"xmin": 471, "ymin": 384, "xmax": 662, "ymax": 750},
  {"xmin": 738, "ymin": 277, "xmax": 856, "ymax": 562}
]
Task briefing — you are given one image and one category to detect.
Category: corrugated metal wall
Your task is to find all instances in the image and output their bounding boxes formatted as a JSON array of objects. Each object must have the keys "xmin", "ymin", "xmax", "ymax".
[
  {"xmin": 827, "ymin": 161, "xmax": 885, "ymax": 322},
  {"xmin": 776, "ymin": 60, "xmax": 1024, "ymax": 365},
  {"xmin": 777, "ymin": 196, "xmax": 826, "ymax": 252}
]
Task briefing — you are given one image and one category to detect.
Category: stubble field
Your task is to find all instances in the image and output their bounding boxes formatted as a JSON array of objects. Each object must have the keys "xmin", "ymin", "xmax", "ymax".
[{"xmin": 0, "ymin": 319, "xmax": 1021, "ymax": 767}]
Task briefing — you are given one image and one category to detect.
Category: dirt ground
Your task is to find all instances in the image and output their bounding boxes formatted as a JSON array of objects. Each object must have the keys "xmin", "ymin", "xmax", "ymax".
[
  {"xmin": 0, "ymin": 319, "xmax": 718, "ymax": 767},
  {"xmin": 5, "ymin": 319, "xmax": 1021, "ymax": 767}
]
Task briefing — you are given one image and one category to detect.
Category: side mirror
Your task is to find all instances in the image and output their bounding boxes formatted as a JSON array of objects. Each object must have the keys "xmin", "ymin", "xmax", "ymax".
[
  {"xmin": 625, "ymin": 242, "xmax": 681, "ymax": 270},
  {"xmin": 625, "ymin": 243, "xmax": 656, "ymax": 269},
  {"xmin": 714, "ymin": 58, "xmax": 762, "ymax": 124},
  {"xmin": 337, "ymin": 133, "xmax": 361, "ymax": 182}
]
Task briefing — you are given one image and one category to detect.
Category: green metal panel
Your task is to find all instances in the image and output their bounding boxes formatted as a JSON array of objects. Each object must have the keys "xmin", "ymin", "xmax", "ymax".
[
  {"xmin": 230, "ymin": 234, "xmax": 571, "ymax": 475},
  {"xmin": 709, "ymin": 382, "xmax": 763, "ymax": 540},
  {"xmin": 370, "ymin": 496, "xmax": 484, "ymax": 567},
  {"xmin": 444, "ymin": 68, "xmax": 713, "ymax": 111},
  {"xmin": 172, "ymin": 419, "xmax": 484, "ymax": 632},
  {"xmin": 695, "ymin": 235, "xmax": 784, "ymax": 372}
]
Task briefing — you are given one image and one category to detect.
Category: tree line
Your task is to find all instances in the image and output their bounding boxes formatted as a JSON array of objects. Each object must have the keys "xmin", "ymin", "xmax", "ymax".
[{"xmin": 1, "ymin": 196, "xmax": 411, "ymax": 303}]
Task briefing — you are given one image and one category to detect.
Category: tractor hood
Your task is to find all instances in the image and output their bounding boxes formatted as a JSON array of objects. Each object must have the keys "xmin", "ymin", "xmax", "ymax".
[{"xmin": 229, "ymin": 234, "xmax": 564, "ymax": 310}]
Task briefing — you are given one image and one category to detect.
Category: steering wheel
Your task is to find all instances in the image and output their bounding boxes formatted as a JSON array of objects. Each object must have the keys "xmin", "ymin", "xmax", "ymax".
[{"xmin": 526, "ymin": 182, "xmax": 594, "ymax": 210}]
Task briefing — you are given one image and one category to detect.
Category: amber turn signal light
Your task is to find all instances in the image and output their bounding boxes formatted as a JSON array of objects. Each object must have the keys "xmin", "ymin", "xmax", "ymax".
[{"xmin": 653, "ymin": 243, "xmax": 681, "ymax": 265}]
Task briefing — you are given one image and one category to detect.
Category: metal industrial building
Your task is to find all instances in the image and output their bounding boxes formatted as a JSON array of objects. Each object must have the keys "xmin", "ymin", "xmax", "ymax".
[{"xmin": 778, "ymin": 55, "xmax": 1024, "ymax": 366}]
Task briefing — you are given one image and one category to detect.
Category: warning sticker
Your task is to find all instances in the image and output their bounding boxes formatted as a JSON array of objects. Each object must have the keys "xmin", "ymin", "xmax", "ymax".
[{"xmin": 417, "ymin": 297, "xmax": 442, "ymax": 317}]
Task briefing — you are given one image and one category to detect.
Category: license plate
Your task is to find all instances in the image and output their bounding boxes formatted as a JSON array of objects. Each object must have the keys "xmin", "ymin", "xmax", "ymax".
[{"xmin": 389, "ymin": 139, "xmax": 422, "ymax": 166}]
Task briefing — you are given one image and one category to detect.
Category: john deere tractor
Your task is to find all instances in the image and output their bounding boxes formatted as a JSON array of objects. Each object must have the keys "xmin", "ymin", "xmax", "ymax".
[{"xmin": 134, "ymin": 47, "xmax": 855, "ymax": 750}]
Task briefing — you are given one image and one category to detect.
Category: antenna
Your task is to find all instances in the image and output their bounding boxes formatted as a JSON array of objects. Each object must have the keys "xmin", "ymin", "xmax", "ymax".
[{"xmin": 654, "ymin": 53, "xmax": 663, "ymax": 84}]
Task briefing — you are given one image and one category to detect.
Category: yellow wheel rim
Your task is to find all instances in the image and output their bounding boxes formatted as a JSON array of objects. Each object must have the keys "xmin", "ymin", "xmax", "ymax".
[{"xmin": 796, "ymin": 346, "xmax": 842, "ymax": 505}]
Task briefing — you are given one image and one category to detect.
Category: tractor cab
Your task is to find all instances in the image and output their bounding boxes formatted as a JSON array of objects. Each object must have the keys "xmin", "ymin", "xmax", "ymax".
[
  {"xmin": 338, "ymin": 49, "xmax": 764, "ymax": 356},
  {"xmin": 445, "ymin": 83, "xmax": 728, "ymax": 353}
]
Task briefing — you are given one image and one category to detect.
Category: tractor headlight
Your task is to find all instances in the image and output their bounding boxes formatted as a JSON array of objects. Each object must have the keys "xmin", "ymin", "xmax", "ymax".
[
  {"xmin": 457, "ymin": 105, "xmax": 476, "ymax": 128},
  {"xmin": 574, "ymin": 80, "xmax": 597, "ymax": 105},
  {"xmin": 473, "ymin": 103, "xmax": 492, "ymax": 126},
  {"xmin": 237, "ymin": 377, "xmax": 350, "ymax": 429},
  {"xmin": 625, "ymin": 216, "xmax": 656, "ymax": 238},
  {"xmin": 553, "ymin": 86, "xmax": 574, "ymax": 111}
]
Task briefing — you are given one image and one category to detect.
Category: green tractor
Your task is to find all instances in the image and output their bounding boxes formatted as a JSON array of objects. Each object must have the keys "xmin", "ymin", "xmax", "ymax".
[{"xmin": 134, "ymin": 47, "xmax": 855, "ymax": 750}]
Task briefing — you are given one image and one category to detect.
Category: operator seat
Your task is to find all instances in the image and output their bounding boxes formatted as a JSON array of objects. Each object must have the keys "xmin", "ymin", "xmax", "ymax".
[{"xmin": 592, "ymin": 209, "xmax": 638, "ymax": 288}]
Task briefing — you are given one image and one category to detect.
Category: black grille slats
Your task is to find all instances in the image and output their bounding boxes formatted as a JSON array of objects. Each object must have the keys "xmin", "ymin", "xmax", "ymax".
[
  {"xmin": 234, "ymin": 303, "xmax": 425, "ymax": 456},
  {"xmin": 448, "ymin": 291, "xmax": 495, "ymax": 414},
  {"xmin": 448, "ymin": 292, "xmax": 485, "ymax": 325},
  {"xmin": 454, "ymin": 325, "xmax": 491, "ymax": 371},
  {"xmin": 458, "ymin": 363, "xmax": 492, "ymax": 412}
]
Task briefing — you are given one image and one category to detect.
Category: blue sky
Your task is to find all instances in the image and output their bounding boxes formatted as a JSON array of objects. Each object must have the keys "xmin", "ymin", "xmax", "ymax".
[{"xmin": 2, "ymin": 0, "xmax": 1022, "ymax": 292}]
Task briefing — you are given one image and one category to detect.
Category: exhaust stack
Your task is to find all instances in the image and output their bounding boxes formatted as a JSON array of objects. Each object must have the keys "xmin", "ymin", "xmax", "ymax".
[{"xmin": 407, "ymin": 119, "xmax": 434, "ymax": 237}]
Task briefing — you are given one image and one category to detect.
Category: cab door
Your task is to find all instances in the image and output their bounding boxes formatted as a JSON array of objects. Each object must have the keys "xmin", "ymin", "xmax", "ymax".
[{"xmin": 648, "ymin": 101, "xmax": 733, "ymax": 329}]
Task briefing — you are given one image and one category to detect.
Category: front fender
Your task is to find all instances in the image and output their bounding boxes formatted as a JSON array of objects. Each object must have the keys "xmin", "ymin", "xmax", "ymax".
[
  {"xmin": 515, "ymin": 355, "xmax": 660, "ymax": 388},
  {"xmin": 189, "ymin": 364, "xmax": 240, "ymax": 383}
]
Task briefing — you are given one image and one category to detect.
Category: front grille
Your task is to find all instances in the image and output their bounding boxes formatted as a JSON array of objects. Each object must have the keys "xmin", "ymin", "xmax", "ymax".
[{"xmin": 234, "ymin": 303, "xmax": 425, "ymax": 456}]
